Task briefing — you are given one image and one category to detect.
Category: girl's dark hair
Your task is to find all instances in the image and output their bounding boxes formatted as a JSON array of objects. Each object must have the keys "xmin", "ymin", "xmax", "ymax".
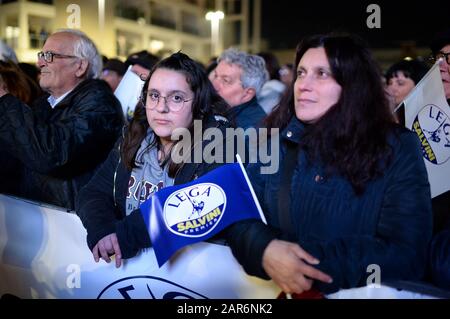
[
  {"xmin": 121, "ymin": 52, "xmax": 229, "ymax": 176},
  {"xmin": 266, "ymin": 33, "xmax": 395, "ymax": 194}
]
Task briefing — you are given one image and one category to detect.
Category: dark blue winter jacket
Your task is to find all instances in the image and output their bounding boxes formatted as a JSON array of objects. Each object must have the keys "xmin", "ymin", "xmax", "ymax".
[
  {"xmin": 226, "ymin": 117, "xmax": 433, "ymax": 294},
  {"xmin": 226, "ymin": 97, "xmax": 266, "ymax": 129}
]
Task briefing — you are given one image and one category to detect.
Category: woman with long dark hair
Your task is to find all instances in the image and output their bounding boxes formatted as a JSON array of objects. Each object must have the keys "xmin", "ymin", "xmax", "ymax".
[
  {"xmin": 76, "ymin": 52, "xmax": 231, "ymax": 267},
  {"xmin": 226, "ymin": 34, "xmax": 432, "ymax": 295}
]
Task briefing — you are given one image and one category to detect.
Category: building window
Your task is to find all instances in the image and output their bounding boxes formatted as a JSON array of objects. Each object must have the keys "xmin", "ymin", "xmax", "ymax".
[
  {"xmin": 116, "ymin": 31, "xmax": 141, "ymax": 57},
  {"xmin": 29, "ymin": 16, "xmax": 51, "ymax": 49},
  {"xmin": 181, "ymin": 11, "xmax": 199, "ymax": 35},
  {"xmin": 115, "ymin": 4, "xmax": 145, "ymax": 22},
  {"xmin": 149, "ymin": 1, "xmax": 175, "ymax": 29},
  {"xmin": 29, "ymin": 28, "xmax": 49, "ymax": 49},
  {"xmin": 224, "ymin": 0, "xmax": 242, "ymax": 15},
  {"xmin": 27, "ymin": 0, "xmax": 54, "ymax": 4},
  {"xmin": 5, "ymin": 26, "xmax": 20, "ymax": 50}
]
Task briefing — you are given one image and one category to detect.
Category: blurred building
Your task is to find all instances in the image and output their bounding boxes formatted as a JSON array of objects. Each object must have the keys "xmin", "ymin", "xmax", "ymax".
[
  {"xmin": 0, "ymin": 0, "xmax": 262, "ymax": 63},
  {"xmin": 272, "ymin": 45, "xmax": 431, "ymax": 76}
]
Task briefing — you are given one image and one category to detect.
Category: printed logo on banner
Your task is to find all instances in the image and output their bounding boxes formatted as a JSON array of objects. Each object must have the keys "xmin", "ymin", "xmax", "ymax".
[
  {"xmin": 163, "ymin": 183, "xmax": 226, "ymax": 237},
  {"xmin": 412, "ymin": 104, "xmax": 450, "ymax": 165},
  {"xmin": 97, "ymin": 276, "xmax": 207, "ymax": 299}
]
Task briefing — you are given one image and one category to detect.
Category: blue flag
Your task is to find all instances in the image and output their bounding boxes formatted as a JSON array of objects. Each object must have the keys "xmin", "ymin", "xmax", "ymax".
[{"xmin": 140, "ymin": 162, "xmax": 266, "ymax": 267}]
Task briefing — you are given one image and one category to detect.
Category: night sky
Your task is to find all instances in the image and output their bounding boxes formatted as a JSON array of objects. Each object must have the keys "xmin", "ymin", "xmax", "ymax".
[{"xmin": 261, "ymin": 0, "xmax": 450, "ymax": 50}]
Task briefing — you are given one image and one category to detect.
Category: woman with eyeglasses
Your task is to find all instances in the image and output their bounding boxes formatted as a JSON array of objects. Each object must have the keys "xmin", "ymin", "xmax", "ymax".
[{"xmin": 76, "ymin": 52, "xmax": 232, "ymax": 267}]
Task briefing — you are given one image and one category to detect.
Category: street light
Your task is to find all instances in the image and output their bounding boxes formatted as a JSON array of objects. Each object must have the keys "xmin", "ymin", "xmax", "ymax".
[
  {"xmin": 98, "ymin": 0, "xmax": 105, "ymax": 30},
  {"xmin": 205, "ymin": 10, "xmax": 224, "ymax": 57}
]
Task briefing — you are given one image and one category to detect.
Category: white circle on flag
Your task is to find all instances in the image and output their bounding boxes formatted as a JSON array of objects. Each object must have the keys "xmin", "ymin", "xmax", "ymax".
[
  {"xmin": 163, "ymin": 183, "xmax": 226, "ymax": 238},
  {"xmin": 413, "ymin": 104, "xmax": 450, "ymax": 165}
]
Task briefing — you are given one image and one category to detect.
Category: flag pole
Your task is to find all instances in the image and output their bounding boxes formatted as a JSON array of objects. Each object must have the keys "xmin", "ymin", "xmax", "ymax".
[{"xmin": 236, "ymin": 154, "xmax": 267, "ymax": 224}]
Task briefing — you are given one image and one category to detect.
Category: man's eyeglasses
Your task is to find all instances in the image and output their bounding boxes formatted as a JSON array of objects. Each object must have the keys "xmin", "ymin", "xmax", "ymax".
[
  {"xmin": 142, "ymin": 90, "xmax": 193, "ymax": 112},
  {"xmin": 429, "ymin": 51, "xmax": 450, "ymax": 65},
  {"xmin": 37, "ymin": 51, "xmax": 78, "ymax": 63}
]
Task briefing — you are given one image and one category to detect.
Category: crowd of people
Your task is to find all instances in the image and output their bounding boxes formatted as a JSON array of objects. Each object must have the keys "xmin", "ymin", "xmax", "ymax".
[{"xmin": 0, "ymin": 26, "xmax": 449, "ymax": 296}]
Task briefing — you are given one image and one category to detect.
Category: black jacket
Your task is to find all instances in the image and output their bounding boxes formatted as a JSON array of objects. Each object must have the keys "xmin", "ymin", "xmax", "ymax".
[
  {"xmin": 76, "ymin": 114, "xmax": 235, "ymax": 259},
  {"xmin": 0, "ymin": 79, "xmax": 124, "ymax": 209}
]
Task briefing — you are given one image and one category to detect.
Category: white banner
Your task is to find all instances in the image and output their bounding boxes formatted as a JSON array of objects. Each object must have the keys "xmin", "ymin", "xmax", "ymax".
[
  {"xmin": 0, "ymin": 194, "xmax": 442, "ymax": 299},
  {"xmin": 404, "ymin": 62, "xmax": 450, "ymax": 198},
  {"xmin": 0, "ymin": 194, "xmax": 278, "ymax": 299}
]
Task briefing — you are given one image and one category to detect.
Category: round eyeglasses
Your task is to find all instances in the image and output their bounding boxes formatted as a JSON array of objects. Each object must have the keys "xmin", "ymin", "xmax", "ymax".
[{"xmin": 142, "ymin": 91, "xmax": 193, "ymax": 112}]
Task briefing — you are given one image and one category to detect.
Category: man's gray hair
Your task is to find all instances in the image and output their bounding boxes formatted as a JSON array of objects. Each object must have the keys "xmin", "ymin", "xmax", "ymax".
[
  {"xmin": 218, "ymin": 48, "xmax": 268, "ymax": 94},
  {"xmin": 53, "ymin": 29, "xmax": 102, "ymax": 79}
]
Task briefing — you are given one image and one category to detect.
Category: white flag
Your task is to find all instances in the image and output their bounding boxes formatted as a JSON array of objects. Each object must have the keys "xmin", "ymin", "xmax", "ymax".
[
  {"xmin": 114, "ymin": 65, "xmax": 146, "ymax": 121},
  {"xmin": 404, "ymin": 62, "xmax": 450, "ymax": 198}
]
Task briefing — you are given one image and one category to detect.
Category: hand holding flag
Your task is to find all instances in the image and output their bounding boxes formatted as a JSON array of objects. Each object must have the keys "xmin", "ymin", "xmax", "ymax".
[{"xmin": 140, "ymin": 155, "xmax": 266, "ymax": 267}]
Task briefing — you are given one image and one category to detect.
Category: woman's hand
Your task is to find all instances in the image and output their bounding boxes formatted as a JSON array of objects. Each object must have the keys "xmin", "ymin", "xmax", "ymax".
[
  {"xmin": 262, "ymin": 239, "xmax": 333, "ymax": 294},
  {"xmin": 92, "ymin": 233, "xmax": 122, "ymax": 268}
]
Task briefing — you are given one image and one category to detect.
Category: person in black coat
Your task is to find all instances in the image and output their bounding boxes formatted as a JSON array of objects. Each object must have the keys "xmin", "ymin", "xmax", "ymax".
[
  {"xmin": 76, "ymin": 52, "xmax": 234, "ymax": 267},
  {"xmin": 0, "ymin": 29, "xmax": 123, "ymax": 210}
]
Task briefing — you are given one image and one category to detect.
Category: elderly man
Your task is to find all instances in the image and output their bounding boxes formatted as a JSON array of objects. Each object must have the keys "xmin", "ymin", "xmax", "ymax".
[
  {"xmin": 210, "ymin": 48, "xmax": 268, "ymax": 129},
  {"xmin": 431, "ymin": 29, "xmax": 450, "ymax": 102},
  {"xmin": 0, "ymin": 29, "xmax": 124, "ymax": 210}
]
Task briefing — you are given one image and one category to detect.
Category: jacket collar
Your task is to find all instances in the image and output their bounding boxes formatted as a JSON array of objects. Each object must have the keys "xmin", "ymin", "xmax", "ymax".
[
  {"xmin": 226, "ymin": 96, "xmax": 259, "ymax": 117},
  {"xmin": 281, "ymin": 116, "xmax": 305, "ymax": 144},
  {"xmin": 50, "ymin": 79, "xmax": 99, "ymax": 109}
]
